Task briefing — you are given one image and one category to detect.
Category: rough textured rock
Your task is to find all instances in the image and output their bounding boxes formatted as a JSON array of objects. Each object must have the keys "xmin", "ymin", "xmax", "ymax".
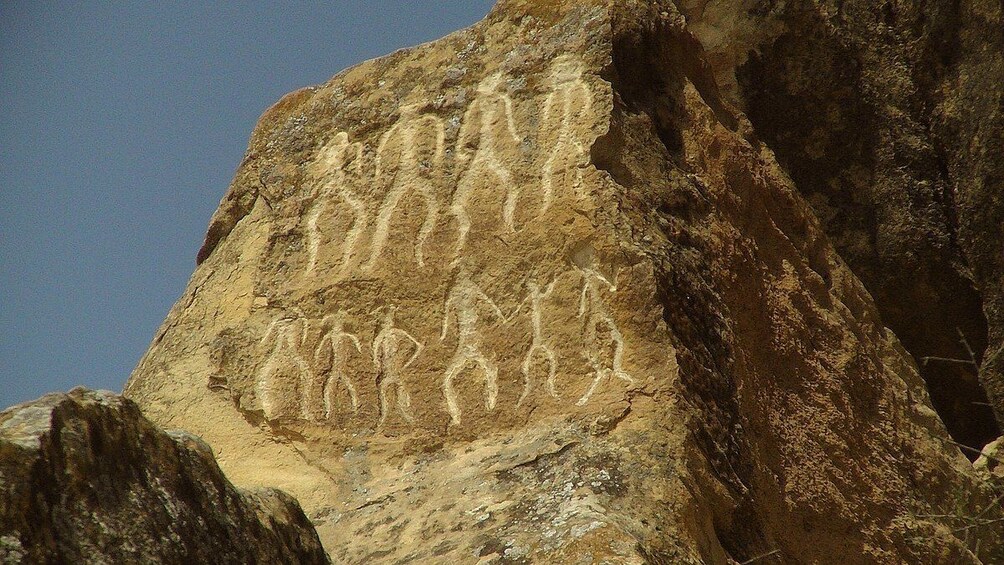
[
  {"xmin": 677, "ymin": 0, "xmax": 1004, "ymax": 449},
  {"xmin": 975, "ymin": 437, "xmax": 1004, "ymax": 483},
  {"xmin": 126, "ymin": 0, "xmax": 1003, "ymax": 562},
  {"xmin": 0, "ymin": 388, "xmax": 329, "ymax": 565}
]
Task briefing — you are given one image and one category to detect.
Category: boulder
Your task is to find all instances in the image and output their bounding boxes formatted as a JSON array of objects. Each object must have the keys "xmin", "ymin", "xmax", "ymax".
[
  {"xmin": 125, "ymin": 1, "xmax": 1004, "ymax": 562},
  {"xmin": 0, "ymin": 388, "xmax": 329, "ymax": 564}
]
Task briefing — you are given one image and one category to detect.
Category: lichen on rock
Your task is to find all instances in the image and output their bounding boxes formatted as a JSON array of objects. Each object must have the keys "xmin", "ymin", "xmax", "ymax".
[
  {"xmin": 0, "ymin": 388, "xmax": 329, "ymax": 564},
  {"xmin": 123, "ymin": 0, "xmax": 1003, "ymax": 562}
]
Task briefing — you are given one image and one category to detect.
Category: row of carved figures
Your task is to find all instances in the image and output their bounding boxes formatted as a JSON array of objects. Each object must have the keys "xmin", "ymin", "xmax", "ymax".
[
  {"xmin": 302, "ymin": 55, "xmax": 596, "ymax": 275},
  {"xmin": 254, "ymin": 266, "xmax": 633, "ymax": 426}
]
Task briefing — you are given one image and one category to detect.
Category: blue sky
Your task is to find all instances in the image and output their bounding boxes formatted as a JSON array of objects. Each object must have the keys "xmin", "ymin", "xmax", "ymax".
[{"xmin": 0, "ymin": 1, "xmax": 495, "ymax": 408}]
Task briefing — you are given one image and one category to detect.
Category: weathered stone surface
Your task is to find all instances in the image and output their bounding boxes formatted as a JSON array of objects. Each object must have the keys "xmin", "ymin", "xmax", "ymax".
[
  {"xmin": 678, "ymin": 0, "xmax": 1004, "ymax": 448},
  {"xmin": 940, "ymin": 1, "xmax": 1004, "ymax": 435},
  {"xmin": 125, "ymin": 0, "xmax": 1003, "ymax": 562},
  {"xmin": 0, "ymin": 388, "xmax": 329, "ymax": 565},
  {"xmin": 975, "ymin": 436, "xmax": 1004, "ymax": 484}
]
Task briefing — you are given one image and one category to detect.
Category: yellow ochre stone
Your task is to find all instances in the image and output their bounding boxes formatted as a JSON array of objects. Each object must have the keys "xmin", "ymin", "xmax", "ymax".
[{"xmin": 125, "ymin": 1, "xmax": 1004, "ymax": 562}]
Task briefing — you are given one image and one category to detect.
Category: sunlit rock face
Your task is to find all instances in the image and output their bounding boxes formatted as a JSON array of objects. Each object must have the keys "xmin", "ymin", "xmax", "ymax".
[{"xmin": 126, "ymin": 1, "xmax": 1003, "ymax": 562}]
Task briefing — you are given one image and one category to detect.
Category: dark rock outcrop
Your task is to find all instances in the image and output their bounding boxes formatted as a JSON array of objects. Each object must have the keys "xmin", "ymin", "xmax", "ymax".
[
  {"xmin": 0, "ymin": 388, "xmax": 329, "ymax": 564},
  {"xmin": 680, "ymin": 0, "xmax": 1004, "ymax": 450}
]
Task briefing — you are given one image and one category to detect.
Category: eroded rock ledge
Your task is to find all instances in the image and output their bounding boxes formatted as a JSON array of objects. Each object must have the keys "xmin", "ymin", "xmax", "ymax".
[{"xmin": 0, "ymin": 388, "xmax": 329, "ymax": 564}]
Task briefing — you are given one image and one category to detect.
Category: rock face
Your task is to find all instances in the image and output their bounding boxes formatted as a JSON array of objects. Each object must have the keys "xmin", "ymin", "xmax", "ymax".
[
  {"xmin": 0, "ymin": 388, "xmax": 329, "ymax": 565},
  {"xmin": 126, "ymin": 0, "xmax": 1003, "ymax": 563},
  {"xmin": 677, "ymin": 0, "xmax": 1004, "ymax": 452}
]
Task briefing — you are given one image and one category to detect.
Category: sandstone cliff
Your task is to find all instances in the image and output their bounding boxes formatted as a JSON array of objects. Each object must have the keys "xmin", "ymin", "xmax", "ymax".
[
  {"xmin": 125, "ymin": 0, "xmax": 1003, "ymax": 562},
  {"xmin": 0, "ymin": 388, "xmax": 329, "ymax": 564}
]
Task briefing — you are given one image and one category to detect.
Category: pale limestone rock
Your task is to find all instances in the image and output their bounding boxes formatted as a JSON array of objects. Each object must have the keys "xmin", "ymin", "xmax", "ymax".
[
  {"xmin": 975, "ymin": 437, "xmax": 1004, "ymax": 483},
  {"xmin": 126, "ymin": 0, "xmax": 1003, "ymax": 562}
]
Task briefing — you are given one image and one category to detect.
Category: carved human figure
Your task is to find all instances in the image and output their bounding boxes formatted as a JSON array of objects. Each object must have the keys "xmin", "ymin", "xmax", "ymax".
[
  {"xmin": 256, "ymin": 311, "xmax": 313, "ymax": 421},
  {"xmin": 306, "ymin": 132, "xmax": 366, "ymax": 276},
  {"xmin": 313, "ymin": 312, "xmax": 362, "ymax": 419},
  {"xmin": 576, "ymin": 268, "xmax": 633, "ymax": 406},
  {"xmin": 511, "ymin": 279, "xmax": 559, "ymax": 406},
  {"xmin": 450, "ymin": 72, "xmax": 523, "ymax": 259},
  {"xmin": 540, "ymin": 56, "xmax": 594, "ymax": 213},
  {"xmin": 372, "ymin": 306, "xmax": 423, "ymax": 427},
  {"xmin": 440, "ymin": 269, "xmax": 505, "ymax": 425},
  {"xmin": 365, "ymin": 104, "xmax": 445, "ymax": 270}
]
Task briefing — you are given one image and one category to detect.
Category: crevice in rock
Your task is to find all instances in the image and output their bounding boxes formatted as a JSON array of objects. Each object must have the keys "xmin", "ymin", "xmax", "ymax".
[
  {"xmin": 734, "ymin": 4, "xmax": 999, "ymax": 456},
  {"xmin": 598, "ymin": 13, "xmax": 771, "ymax": 561},
  {"xmin": 596, "ymin": 8, "xmax": 739, "ymax": 175}
]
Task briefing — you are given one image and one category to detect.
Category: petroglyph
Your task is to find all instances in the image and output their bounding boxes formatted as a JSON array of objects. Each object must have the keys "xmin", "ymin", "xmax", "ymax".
[
  {"xmin": 314, "ymin": 312, "xmax": 362, "ymax": 419},
  {"xmin": 256, "ymin": 310, "xmax": 313, "ymax": 421},
  {"xmin": 441, "ymin": 270, "xmax": 505, "ymax": 425},
  {"xmin": 450, "ymin": 73, "xmax": 523, "ymax": 259},
  {"xmin": 366, "ymin": 104, "xmax": 445, "ymax": 270},
  {"xmin": 512, "ymin": 279, "xmax": 559, "ymax": 406},
  {"xmin": 306, "ymin": 132, "xmax": 366, "ymax": 276},
  {"xmin": 372, "ymin": 306, "xmax": 423, "ymax": 427},
  {"xmin": 576, "ymin": 268, "xmax": 633, "ymax": 406},
  {"xmin": 541, "ymin": 56, "xmax": 594, "ymax": 212}
]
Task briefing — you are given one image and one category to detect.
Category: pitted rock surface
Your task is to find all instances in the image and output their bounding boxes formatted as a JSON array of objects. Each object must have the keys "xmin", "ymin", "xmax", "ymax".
[
  {"xmin": 125, "ymin": 1, "xmax": 1003, "ymax": 562},
  {"xmin": 0, "ymin": 388, "xmax": 328, "ymax": 565},
  {"xmin": 678, "ymin": 0, "xmax": 1004, "ymax": 447}
]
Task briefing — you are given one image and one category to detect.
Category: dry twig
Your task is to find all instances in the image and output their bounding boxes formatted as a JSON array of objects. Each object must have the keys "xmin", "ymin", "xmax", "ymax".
[
  {"xmin": 740, "ymin": 549, "xmax": 780, "ymax": 564},
  {"xmin": 944, "ymin": 439, "xmax": 1004, "ymax": 465}
]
